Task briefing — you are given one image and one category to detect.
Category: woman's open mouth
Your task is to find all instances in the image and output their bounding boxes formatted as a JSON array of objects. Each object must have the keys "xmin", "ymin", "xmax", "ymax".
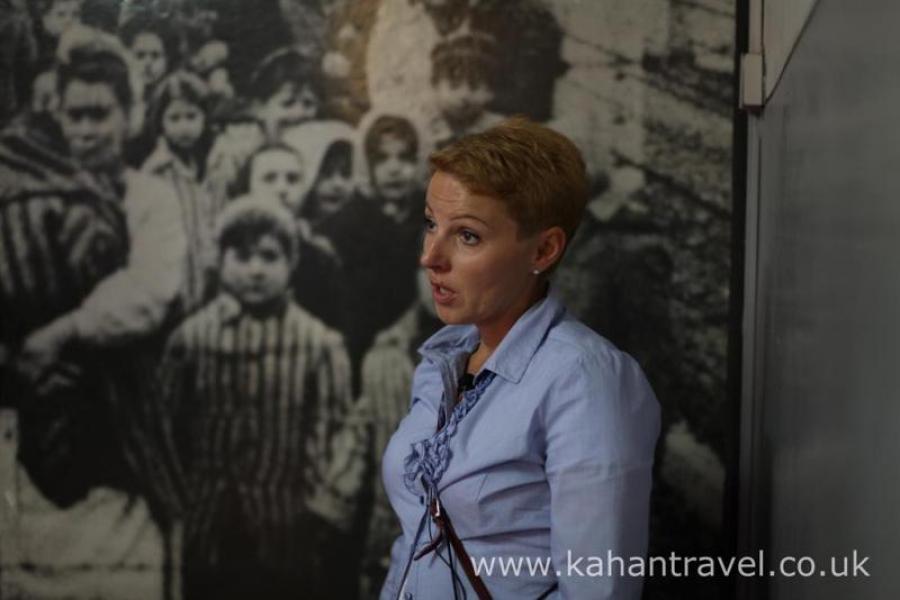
[{"xmin": 431, "ymin": 282, "xmax": 456, "ymax": 305}]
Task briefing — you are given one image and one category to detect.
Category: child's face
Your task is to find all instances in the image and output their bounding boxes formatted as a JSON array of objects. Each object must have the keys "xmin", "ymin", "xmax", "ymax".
[
  {"xmin": 43, "ymin": 0, "xmax": 81, "ymax": 38},
  {"xmin": 220, "ymin": 233, "xmax": 291, "ymax": 308},
  {"xmin": 258, "ymin": 83, "xmax": 319, "ymax": 135},
  {"xmin": 132, "ymin": 32, "xmax": 167, "ymax": 86},
  {"xmin": 162, "ymin": 98, "xmax": 204, "ymax": 153},
  {"xmin": 371, "ymin": 133, "xmax": 417, "ymax": 202},
  {"xmin": 314, "ymin": 148, "xmax": 353, "ymax": 216},
  {"xmin": 435, "ymin": 77, "xmax": 493, "ymax": 130},
  {"xmin": 249, "ymin": 149, "xmax": 305, "ymax": 212}
]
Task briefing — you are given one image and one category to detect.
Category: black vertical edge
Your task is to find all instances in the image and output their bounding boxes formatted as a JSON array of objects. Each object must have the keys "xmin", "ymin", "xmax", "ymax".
[{"xmin": 723, "ymin": 0, "xmax": 750, "ymax": 599}]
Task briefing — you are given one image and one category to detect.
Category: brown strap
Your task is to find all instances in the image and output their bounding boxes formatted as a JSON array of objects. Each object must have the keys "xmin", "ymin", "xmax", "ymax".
[{"xmin": 430, "ymin": 498, "xmax": 493, "ymax": 600}]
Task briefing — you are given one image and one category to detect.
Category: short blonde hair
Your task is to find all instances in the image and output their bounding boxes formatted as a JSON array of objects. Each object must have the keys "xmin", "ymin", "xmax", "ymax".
[{"xmin": 429, "ymin": 116, "xmax": 588, "ymax": 242}]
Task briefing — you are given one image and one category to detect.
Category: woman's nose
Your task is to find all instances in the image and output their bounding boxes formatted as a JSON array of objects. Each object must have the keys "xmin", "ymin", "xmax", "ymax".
[{"xmin": 420, "ymin": 235, "xmax": 448, "ymax": 270}]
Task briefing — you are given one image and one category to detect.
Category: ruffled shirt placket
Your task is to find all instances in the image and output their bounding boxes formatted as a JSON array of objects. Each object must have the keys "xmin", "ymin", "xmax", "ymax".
[{"xmin": 393, "ymin": 345, "xmax": 496, "ymax": 596}]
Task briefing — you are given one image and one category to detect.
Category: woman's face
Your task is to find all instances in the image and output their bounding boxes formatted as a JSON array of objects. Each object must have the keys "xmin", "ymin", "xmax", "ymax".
[
  {"xmin": 132, "ymin": 32, "xmax": 168, "ymax": 86},
  {"xmin": 58, "ymin": 79, "xmax": 128, "ymax": 170},
  {"xmin": 420, "ymin": 170, "xmax": 540, "ymax": 329},
  {"xmin": 162, "ymin": 98, "xmax": 204, "ymax": 152},
  {"xmin": 249, "ymin": 149, "xmax": 304, "ymax": 212},
  {"xmin": 371, "ymin": 133, "xmax": 418, "ymax": 202}
]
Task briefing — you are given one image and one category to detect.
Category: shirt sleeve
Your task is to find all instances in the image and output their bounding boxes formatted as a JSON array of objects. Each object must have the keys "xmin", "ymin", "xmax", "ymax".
[
  {"xmin": 69, "ymin": 173, "xmax": 186, "ymax": 346},
  {"xmin": 544, "ymin": 351, "xmax": 661, "ymax": 599}
]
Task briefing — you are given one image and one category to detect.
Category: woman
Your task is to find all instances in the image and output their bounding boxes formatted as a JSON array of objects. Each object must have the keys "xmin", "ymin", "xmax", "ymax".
[
  {"xmin": 5, "ymin": 28, "xmax": 185, "ymax": 598},
  {"xmin": 381, "ymin": 117, "xmax": 660, "ymax": 599}
]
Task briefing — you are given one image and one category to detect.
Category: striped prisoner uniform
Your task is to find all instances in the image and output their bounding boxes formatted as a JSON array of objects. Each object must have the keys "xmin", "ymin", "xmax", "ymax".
[
  {"xmin": 0, "ymin": 115, "xmax": 140, "ymax": 508},
  {"xmin": 0, "ymin": 116, "xmax": 127, "ymax": 346},
  {"xmin": 157, "ymin": 293, "xmax": 359, "ymax": 576}
]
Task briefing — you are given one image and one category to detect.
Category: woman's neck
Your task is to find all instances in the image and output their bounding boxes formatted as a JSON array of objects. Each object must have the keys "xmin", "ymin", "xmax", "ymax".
[{"xmin": 471, "ymin": 281, "xmax": 549, "ymax": 372}]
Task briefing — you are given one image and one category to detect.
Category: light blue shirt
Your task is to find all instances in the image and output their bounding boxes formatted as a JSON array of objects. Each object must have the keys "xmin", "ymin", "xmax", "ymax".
[{"xmin": 380, "ymin": 289, "xmax": 660, "ymax": 599}]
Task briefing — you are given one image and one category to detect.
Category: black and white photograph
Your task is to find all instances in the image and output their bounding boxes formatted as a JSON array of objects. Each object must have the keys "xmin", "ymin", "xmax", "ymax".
[{"xmin": 0, "ymin": 1, "xmax": 734, "ymax": 598}]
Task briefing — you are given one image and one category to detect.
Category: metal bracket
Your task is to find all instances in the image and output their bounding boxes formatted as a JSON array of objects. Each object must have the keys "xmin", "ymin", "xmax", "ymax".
[{"xmin": 740, "ymin": 52, "xmax": 765, "ymax": 110}]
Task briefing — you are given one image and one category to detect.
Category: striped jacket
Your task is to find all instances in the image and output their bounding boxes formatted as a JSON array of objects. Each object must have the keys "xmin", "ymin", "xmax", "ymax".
[
  {"xmin": 157, "ymin": 293, "xmax": 359, "ymax": 566},
  {"xmin": 0, "ymin": 115, "xmax": 127, "ymax": 347}
]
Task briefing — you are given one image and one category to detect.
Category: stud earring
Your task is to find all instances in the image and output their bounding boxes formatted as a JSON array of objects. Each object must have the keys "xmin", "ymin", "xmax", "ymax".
[{"xmin": 532, "ymin": 269, "xmax": 541, "ymax": 275}]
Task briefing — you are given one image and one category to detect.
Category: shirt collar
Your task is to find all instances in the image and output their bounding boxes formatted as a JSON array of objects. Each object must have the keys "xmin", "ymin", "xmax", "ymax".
[{"xmin": 417, "ymin": 286, "xmax": 567, "ymax": 384}]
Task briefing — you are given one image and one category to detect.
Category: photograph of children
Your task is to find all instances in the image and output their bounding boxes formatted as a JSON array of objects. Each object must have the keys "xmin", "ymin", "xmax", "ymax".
[{"xmin": 0, "ymin": 2, "xmax": 735, "ymax": 599}]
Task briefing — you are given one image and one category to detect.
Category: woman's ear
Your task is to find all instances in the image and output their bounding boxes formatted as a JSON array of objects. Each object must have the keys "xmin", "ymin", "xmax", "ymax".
[{"xmin": 533, "ymin": 226, "xmax": 567, "ymax": 273}]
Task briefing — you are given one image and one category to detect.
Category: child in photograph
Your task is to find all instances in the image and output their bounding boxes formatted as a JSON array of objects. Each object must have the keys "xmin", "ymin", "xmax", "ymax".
[
  {"xmin": 198, "ymin": 0, "xmax": 292, "ymax": 96},
  {"xmin": 119, "ymin": 14, "xmax": 173, "ymax": 92},
  {"xmin": 318, "ymin": 1, "xmax": 379, "ymax": 125},
  {"xmin": 426, "ymin": 31, "xmax": 504, "ymax": 150},
  {"xmin": 203, "ymin": 47, "xmax": 322, "ymax": 210},
  {"xmin": 249, "ymin": 47, "xmax": 324, "ymax": 140},
  {"xmin": 238, "ymin": 142, "xmax": 345, "ymax": 330},
  {"xmin": 303, "ymin": 140, "xmax": 355, "ymax": 223},
  {"xmin": 35, "ymin": 0, "xmax": 83, "ymax": 65},
  {"xmin": 364, "ymin": 112, "xmax": 424, "ymax": 224},
  {"xmin": 142, "ymin": 70, "xmax": 218, "ymax": 316},
  {"xmin": 188, "ymin": 38, "xmax": 233, "ymax": 102},
  {"xmin": 156, "ymin": 197, "xmax": 361, "ymax": 600},
  {"xmin": 30, "ymin": 0, "xmax": 84, "ymax": 115},
  {"xmin": 240, "ymin": 142, "xmax": 307, "ymax": 214},
  {"xmin": 311, "ymin": 112, "xmax": 424, "ymax": 386},
  {"xmin": 280, "ymin": 119, "xmax": 359, "ymax": 227},
  {"xmin": 40, "ymin": 0, "xmax": 82, "ymax": 38}
]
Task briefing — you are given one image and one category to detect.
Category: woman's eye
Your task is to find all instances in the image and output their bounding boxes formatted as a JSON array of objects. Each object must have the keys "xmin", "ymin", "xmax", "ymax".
[
  {"xmin": 459, "ymin": 229, "xmax": 480, "ymax": 245},
  {"xmin": 423, "ymin": 216, "xmax": 437, "ymax": 231}
]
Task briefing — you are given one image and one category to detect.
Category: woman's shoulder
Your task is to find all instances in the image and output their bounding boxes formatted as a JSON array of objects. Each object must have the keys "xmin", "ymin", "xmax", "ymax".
[
  {"xmin": 543, "ymin": 312, "xmax": 633, "ymax": 370},
  {"xmin": 536, "ymin": 313, "xmax": 660, "ymax": 455},
  {"xmin": 536, "ymin": 312, "xmax": 656, "ymax": 407}
]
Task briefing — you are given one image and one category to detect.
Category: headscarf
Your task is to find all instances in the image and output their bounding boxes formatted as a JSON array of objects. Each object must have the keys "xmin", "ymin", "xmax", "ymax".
[{"xmin": 280, "ymin": 118, "xmax": 364, "ymax": 207}]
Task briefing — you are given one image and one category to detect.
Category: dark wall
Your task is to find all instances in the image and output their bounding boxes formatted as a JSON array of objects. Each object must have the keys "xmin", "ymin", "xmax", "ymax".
[{"xmin": 742, "ymin": 1, "xmax": 900, "ymax": 598}]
